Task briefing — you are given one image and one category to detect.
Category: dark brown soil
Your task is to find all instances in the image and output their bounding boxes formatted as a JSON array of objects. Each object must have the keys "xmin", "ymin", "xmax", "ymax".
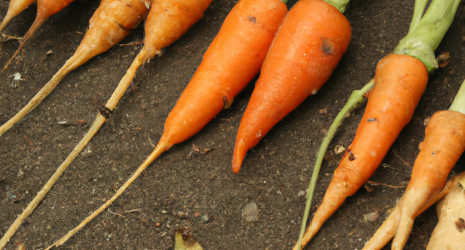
[{"xmin": 1, "ymin": 0, "xmax": 464, "ymax": 249}]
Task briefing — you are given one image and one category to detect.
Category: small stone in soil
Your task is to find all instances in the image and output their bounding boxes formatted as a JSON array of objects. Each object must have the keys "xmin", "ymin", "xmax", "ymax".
[
  {"xmin": 242, "ymin": 202, "xmax": 258, "ymax": 222},
  {"xmin": 201, "ymin": 214, "xmax": 209, "ymax": 223}
]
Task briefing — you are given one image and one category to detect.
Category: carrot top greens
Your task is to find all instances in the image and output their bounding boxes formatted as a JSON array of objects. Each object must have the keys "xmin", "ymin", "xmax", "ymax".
[
  {"xmin": 323, "ymin": 0, "xmax": 349, "ymax": 13},
  {"xmin": 394, "ymin": 0, "xmax": 460, "ymax": 73},
  {"xmin": 450, "ymin": 80, "xmax": 465, "ymax": 114}
]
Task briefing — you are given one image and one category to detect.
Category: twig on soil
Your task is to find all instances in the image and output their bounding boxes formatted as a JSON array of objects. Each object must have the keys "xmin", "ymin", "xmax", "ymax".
[{"xmin": 108, "ymin": 208, "xmax": 141, "ymax": 218}]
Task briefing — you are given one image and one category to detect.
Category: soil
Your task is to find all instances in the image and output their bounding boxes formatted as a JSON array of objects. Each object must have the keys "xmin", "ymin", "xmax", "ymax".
[{"xmin": 1, "ymin": 0, "xmax": 464, "ymax": 249}]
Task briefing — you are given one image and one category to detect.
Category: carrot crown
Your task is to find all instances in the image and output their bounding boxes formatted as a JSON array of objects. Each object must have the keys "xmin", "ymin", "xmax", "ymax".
[
  {"xmin": 323, "ymin": 0, "xmax": 350, "ymax": 13},
  {"xmin": 393, "ymin": 0, "xmax": 460, "ymax": 73}
]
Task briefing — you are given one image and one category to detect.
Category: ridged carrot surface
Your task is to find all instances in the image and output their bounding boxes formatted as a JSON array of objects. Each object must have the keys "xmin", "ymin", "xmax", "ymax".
[
  {"xmin": 363, "ymin": 110, "xmax": 465, "ymax": 250},
  {"xmin": 232, "ymin": 0, "xmax": 351, "ymax": 173},
  {"xmin": 295, "ymin": 54, "xmax": 428, "ymax": 249}
]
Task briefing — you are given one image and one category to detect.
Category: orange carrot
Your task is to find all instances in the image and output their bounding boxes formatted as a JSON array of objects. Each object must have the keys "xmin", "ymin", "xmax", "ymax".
[
  {"xmin": 0, "ymin": 0, "xmax": 150, "ymax": 136},
  {"xmin": 293, "ymin": 0, "xmax": 459, "ymax": 248},
  {"xmin": 0, "ymin": 0, "xmax": 35, "ymax": 34},
  {"xmin": 363, "ymin": 82, "xmax": 465, "ymax": 250},
  {"xmin": 295, "ymin": 54, "xmax": 428, "ymax": 249},
  {"xmin": 2, "ymin": 0, "xmax": 76, "ymax": 73},
  {"xmin": 44, "ymin": 0, "xmax": 287, "ymax": 247},
  {"xmin": 232, "ymin": 0, "xmax": 351, "ymax": 173}
]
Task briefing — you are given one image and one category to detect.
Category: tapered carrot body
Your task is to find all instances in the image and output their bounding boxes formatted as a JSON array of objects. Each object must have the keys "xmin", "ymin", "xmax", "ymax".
[
  {"xmin": 0, "ymin": 0, "xmax": 149, "ymax": 136},
  {"xmin": 160, "ymin": 0, "xmax": 288, "ymax": 148},
  {"xmin": 0, "ymin": 0, "xmax": 35, "ymax": 34},
  {"xmin": 363, "ymin": 110, "xmax": 465, "ymax": 250},
  {"xmin": 44, "ymin": 0, "xmax": 287, "ymax": 248},
  {"xmin": 2, "ymin": 0, "xmax": 75, "ymax": 72},
  {"xmin": 232, "ymin": 0, "xmax": 351, "ymax": 173},
  {"xmin": 295, "ymin": 54, "xmax": 428, "ymax": 250}
]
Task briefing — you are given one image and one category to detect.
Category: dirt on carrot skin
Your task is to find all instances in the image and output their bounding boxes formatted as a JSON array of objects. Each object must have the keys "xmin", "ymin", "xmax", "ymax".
[{"xmin": 0, "ymin": 0, "xmax": 464, "ymax": 249}]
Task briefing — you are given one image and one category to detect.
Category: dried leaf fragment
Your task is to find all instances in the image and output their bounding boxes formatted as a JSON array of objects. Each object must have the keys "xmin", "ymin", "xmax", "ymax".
[
  {"xmin": 437, "ymin": 52, "xmax": 450, "ymax": 68},
  {"xmin": 175, "ymin": 228, "xmax": 203, "ymax": 250}
]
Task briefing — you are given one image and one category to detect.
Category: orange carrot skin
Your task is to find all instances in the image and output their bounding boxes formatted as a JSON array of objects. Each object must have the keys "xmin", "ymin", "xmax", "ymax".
[
  {"xmin": 36, "ymin": 0, "xmax": 75, "ymax": 20},
  {"xmin": 232, "ymin": 0, "xmax": 351, "ymax": 173},
  {"xmin": 298, "ymin": 54, "xmax": 428, "ymax": 248},
  {"xmin": 66, "ymin": 0, "xmax": 149, "ymax": 69},
  {"xmin": 158, "ymin": 0, "xmax": 288, "ymax": 149},
  {"xmin": 0, "ymin": 0, "xmax": 35, "ymax": 32},
  {"xmin": 363, "ymin": 110, "xmax": 465, "ymax": 250}
]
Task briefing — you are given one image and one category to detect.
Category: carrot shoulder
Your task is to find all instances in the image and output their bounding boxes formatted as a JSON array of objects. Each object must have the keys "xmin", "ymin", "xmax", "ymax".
[{"xmin": 232, "ymin": 0, "xmax": 351, "ymax": 173}]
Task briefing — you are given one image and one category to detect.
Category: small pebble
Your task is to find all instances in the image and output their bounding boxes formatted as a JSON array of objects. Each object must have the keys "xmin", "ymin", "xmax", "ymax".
[
  {"xmin": 242, "ymin": 202, "xmax": 258, "ymax": 222},
  {"xmin": 177, "ymin": 211, "xmax": 187, "ymax": 219},
  {"xmin": 201, "ymin": 214, "xmax": 209, "ymax": 223}
]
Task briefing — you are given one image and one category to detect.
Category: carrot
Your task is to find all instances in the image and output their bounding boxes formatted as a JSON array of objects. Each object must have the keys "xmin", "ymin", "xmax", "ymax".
[
  {"xmin": 0, "ymin": 0, "xmax": 35, "ymax": 34},
  {"xmin": 363, "ymin": 80, "xmax": 465, "ymax": 250},
  {"xmin": 2, "ymin": 0, "xmax": 76, "ymax": 73},
  {"xmin": 0, "ymin": 0, "xmax": 150, "ymax": 248},
  {"xmin": 43, "ymin": 0, "xmax": 287, "ymax": 248},
  {"xmin": 232, "ymin": 0, "xmax": 351, "ymax": 173},
  {"xmin": 294, "ymin": 0, "xmax": 460, "ymax": 249},
  {"xmin": 0, "ymin": 0, "xmax": 150, "ymax": 136},
  {"xmin": 427, "ymin": 171, "xmax": 465, "ymax": 250}
]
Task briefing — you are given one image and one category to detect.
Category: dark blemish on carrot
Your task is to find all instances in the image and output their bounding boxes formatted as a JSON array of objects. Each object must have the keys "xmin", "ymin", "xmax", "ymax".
[
  {"xmin": 115, "ymin": 21, "xmax": 132, "ymax": 31},
  {"xmin": 222, "ymin": 96, "xmax": 228, "ymax": 109},
  {"xmin": 248, "ymin": 16, "xmax": 257, "ymax": 24},
  {"xmin": 455, "ymin": 218, "xmax": 465, "ymax": 232},
  {"xmin": 432, "ymin": 152, "xmax": 436, "ymax": 156},
  {"xmin": 368, "ymin": 118, "xmax": 378, "ymax": 122},
  {"xmin": 321, "ymin": 37, "xmax": 335, "ymax": 55},
  {"xmin": 100, "ymin": 107, "xmax": 112, "ymax": 119},
  {"xmin": 348, "ymin": 150, "xmax": 356, "ymax": 161}
]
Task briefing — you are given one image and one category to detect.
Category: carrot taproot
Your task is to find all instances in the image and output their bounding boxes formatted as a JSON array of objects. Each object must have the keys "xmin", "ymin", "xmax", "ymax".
[
  {"xmin": 294, "ymin": 0, "xmax": 460, "ymax": 248},
  {"xmin": 0, "ymin": 0, "xmax": 35, "ymax": 34},
  {"xmin": 0, "ymin": 0, "xmax": 150, "ymax": 248},
  {"xmin": 43, "ymin": 0, "xmax": 287, "ymax": 247},
  {"xmin": 0, "ymin": 0, "xmax": 150, "ymax": 136},
  {"xmin": 232, "ymin": 0, "xmax": 351, "ymax": 174},
  {"xmin": 426, "ymin": 171, "xmax": 465, "ymax": 250},
  {"xmin": 363, "ymin": 80, "xmax": 465, "ymax": 250},
  {"xmin": 2, "ymin": 0, "xmax": 76, "ymax": 73}
]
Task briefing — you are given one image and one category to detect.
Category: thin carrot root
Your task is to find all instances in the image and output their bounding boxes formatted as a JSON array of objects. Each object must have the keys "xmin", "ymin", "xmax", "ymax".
[
  {"xmin": 0, "ymin": 113, "xmax": 107, "ymax": 249},
  {"xmin": 0, "ymin": 0, "xmax": 150, "ymax": 136},
  {"xmin": 44, "ymin": 141, "xmax": 169, "ymax": 250},
  {"xmin": 2, "ymin": 0, "xmax": 76, "ymax": 73},
  {"xmin": 0, "ymin": 0, "xmax": 35, "ymax": 34},
  {"xmin": 363, "ymin": 110, "xmax": 465, "ymax": 250}
]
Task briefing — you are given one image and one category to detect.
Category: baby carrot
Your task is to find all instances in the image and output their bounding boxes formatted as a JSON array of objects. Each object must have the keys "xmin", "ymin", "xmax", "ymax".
[
  {"xmin": 294, "ymin": 0, "xmax": 460, "ymax": 249},
  {"xmin": 2, "ymin": 0, "xmax": 76, "ymax": 73},
  {"xmin": 0, "ymin": 0, "xmax": 35, "ymax": 34},
  {"xmin": 363, "ymin": 80, "xmax": 465, "ymax": 250},
  {"xmin": 0, "ymin": 0, "xmax": 150, "ymax": 136},
  {"xmin": 232, "ymin": 0, "xmax": 352, "ymax": 174},
  {"xmin": 44, "ymin": 0, "xmax": 287, "ymax": 247}
]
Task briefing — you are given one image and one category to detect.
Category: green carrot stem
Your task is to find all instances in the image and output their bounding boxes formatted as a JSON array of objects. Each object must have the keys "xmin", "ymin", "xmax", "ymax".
[
  {"xmin": 280, "ymin": 0, "xmax": 288, "ymax": 4},
  {"xmin": 449, "ymin": 79, "xmax": 465, "ymax": 115},
  {"xmin": 408, "ymin": 0, "xmax": 428, "ymax": 33},
  {"xmin": 323, "ymin": 0, "xmax": 350, "ymax": 13},
  {"xmin": 296, "ymin": 79, "xmax": 374, "ymax": 250},
  {"xmin": 394, "ymin": 0, "xmax": 460, "ymax": 73}
]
